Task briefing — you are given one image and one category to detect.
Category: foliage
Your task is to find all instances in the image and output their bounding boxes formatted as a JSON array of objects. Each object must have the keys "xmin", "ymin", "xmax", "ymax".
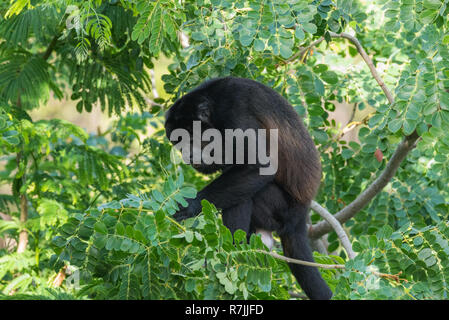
[
  {"xmin": 51, "ymin": 193, "xmax": 293, "ymax": 299},
  {"xmin": 0, "ymin": 0, "xmax": 448, "ymax": 300},
  {"xmin": 335, "ymin": 222, "xmax": 449, "ymax": 299}
]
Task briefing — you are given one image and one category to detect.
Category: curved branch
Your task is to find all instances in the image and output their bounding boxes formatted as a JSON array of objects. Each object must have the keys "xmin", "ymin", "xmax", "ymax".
[
  {"xmin": 307, "ymin": 31, "xmax": 420, "ymax": 239},
  {"xmin": 284, "ymin": 31, "xmax": 394, "ymax": 105},
  {"xmin": 328, "ymin": 31, "xmax": 394, "ymax": 105},
  {"xmin": 310, "ymin": 131, "xmax": 419, "ymax": 239},
  {"xmin": 42, "ymin": 35, "xmax": 59, "ymax": 61},
  {"xmin": 284, "ymin": 36, "xmax": 325, "ymax": 65},
  {"xmin": 310, "ymin": 201, "xmax": 356, "ymax": 259}
]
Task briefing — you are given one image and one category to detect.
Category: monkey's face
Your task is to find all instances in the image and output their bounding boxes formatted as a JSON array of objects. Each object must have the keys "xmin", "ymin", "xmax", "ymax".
[{"xmin": 165, "ymin": 95, "xmax": 225, "ymax": 174}]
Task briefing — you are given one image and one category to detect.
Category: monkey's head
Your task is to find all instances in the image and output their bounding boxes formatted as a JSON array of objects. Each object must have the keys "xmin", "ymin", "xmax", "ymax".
[{"xmin": 165, "ymin": 93, "xmax": 224, "ymax": 174}]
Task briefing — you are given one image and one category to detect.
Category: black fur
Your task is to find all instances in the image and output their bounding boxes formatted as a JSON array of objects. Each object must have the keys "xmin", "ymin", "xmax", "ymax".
[{"xmin": 164, "ymin": 77, "xmax": 332, "ymax": 300}]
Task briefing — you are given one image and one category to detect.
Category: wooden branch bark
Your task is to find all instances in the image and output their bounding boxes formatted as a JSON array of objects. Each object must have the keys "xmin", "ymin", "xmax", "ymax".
[
  {"xmin": 259, "ymin": 250, "xmax": 408, "ymax": 284},
  {"xmin": 310, "ymin": 201, "xmax": 356, "ymax": 259},
  {"xmin": 256, "ymin": 250, "xmax": 345, "ymax": 270},
  {"xmin": 15, "ymin": 95, "xmax": 28, "ymax": 254},
  {"xmin": 310, "ymin": 131, "xmax": 419, "ymax": 239},
  {"xmin": 284, "ymin": 36, "xmax": 325, "ymax": 65},
  {"xmin": 15, "ymin": 33, "xmax": 60, "ymax": 253},
  {"xmin": 42, "ymin": 35, "xmax": 59, "ymax": 61},
  {"xmin": 328, "ymin": 32, "xmax": 394, "ymax": 105},
  {"xmin": 308, "ymin": 32, "xmax": 420, "ymax": 239}
]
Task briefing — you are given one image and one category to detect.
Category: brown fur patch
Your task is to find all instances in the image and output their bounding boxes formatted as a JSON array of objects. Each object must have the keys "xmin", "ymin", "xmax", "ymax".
[{"xmin": 259, "ymin": 114, "xmax": 321, "ymax": 205}]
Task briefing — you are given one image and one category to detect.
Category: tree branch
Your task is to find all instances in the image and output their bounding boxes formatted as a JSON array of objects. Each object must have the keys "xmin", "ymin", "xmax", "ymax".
[
  {"xmin": 328, "ymin": 31, "xmax": 394, "ymax": 105},
  {"xmin": 258, "ymin": 250, "xmax": 408, "ymax": 285},
  {"xmin": 283, "ymin": 36, "xmax": 325, "ymax": 65},
  {"xmin": 307, "ymin": 32, "xmax": 420, "ymax": 239},
  {"xmin": 310, "ymin": 201, "xmax": 356, "ymax": 259},
  {"xmin": 14, "ymin": 33, "xmax": 60, "ymax": 254},
  {"xmin": 256, "ymin": 250, "xmax": 345, "ymax": 270},
  {"xmin": 310, "ymin": 131, "xmax": 419, "ymax": 239},
  {"xmin": 14, "ymin": 93, "xmax": 28, "ymax": 254},
  {"xmin": 42, "ymin": 35, "xmax": 59, "ymax": 61}
]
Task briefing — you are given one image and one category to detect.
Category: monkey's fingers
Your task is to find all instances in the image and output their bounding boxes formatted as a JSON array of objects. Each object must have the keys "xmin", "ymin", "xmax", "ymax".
[{"xmin": 173, "ymin": 209, "xmax": 191, "ymax": 222}]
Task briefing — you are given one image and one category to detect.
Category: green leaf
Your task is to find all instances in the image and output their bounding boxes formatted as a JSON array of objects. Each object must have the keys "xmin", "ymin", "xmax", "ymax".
[
  {"xmin": 443, "ymin": 35, "xmax": 449, "ymax": 45},
  {"xmin": 0, "ymin": 117, "xmax": 6, "ymax": 130},
  {"xmin": 240, "ymin": 33, "xmax": 254, "ymax": 47},
  {"xmin": 94, "ymin": 222, "xmax": 108, "ymax": 235},
  {"xmin": 403, "ymin": 119, "xmax": 416, "ymax": 135},
  {"xmin": 369, "ymin": 114, "xmax": 384, "ymax": 127},
  {"xmin": 152, "ymin": 190, "xmax": 165, "ymax": 203},
  {"xmin": 419, "ymin": 9, "xmax": 438, "ymax": 24},
  {"xmin": 321, "ymin": 71, "xmax": 339, "ymax": 84},
  {"xmin": 413, "ymin": 236, "xmax": 423, "ymax": 246},
  {"xmin": 388, "ymin": 118, "xmax": 403, "ymax": 133},
  {"xmin": 313, "ymin": 64, "xmax": 328, "ymax": 73},
  {"xmin": 253, "ymin": 39, "xmax": 265, "ymax": 52},
  {"xmin": 3, "ymin": 134, "xmax": 20, "ymax": 146},
  {"xmin": 185, "ymin": 230, "xmax": 194, "ymax": 243},
  {"xmin": 341, "ymin": 148, "xmax": 354, "ymax": 160},
  {"xmin": 423, "ymin": 0, "xmax": 442, "ymax": 10},
  {"xmin": 191, "ymin": 31, "xmax": 206, "ymax": 41},
  {"xmin": 280, "ymin": 44, "xmax": 292, "ymax": 59},
  {"xmin": 116, "ymin": 222, "xmax": 125, "ymax": 235},
  {"xmin": 302, "ymin": 22, "xmax": 317, "ymax": 34},
  {"xmin": 295, "ymin": 28, "xmax": 305, "ymax": 40},
  {"xmin": 180, "ymin": 187, "xmax": 197, "ymax": 199}
]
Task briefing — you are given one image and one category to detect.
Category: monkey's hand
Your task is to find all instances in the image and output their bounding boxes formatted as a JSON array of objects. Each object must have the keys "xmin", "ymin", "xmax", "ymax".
[
  {"xmin": 173, "ymin": 198, "xmax": 201, "ymax": 222},
  {"xmin": 173, "ymin": 207, "xmax": 192, "ymax": 222}
]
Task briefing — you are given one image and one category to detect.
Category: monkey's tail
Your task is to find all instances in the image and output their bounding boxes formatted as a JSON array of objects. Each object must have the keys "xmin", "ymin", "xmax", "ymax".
[{"xmin": 279, "ymin": 205, "xmax": 333, "ymax": 300}]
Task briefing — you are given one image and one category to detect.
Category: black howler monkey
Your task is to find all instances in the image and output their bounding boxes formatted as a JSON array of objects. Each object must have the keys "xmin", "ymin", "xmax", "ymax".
[{"xmin": 164, "ymin": 77, "xmax": 332, "ymax": 300}]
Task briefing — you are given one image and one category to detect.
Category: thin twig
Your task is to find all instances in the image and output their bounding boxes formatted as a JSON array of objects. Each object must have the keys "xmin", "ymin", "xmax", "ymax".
[
  {"xmin": 373, "ymin": 271, "xmax": 407, "ymax": 283},
  {"xmin": 256, "ymin": 250, "xmax": 345, "ymax": 269},
  {"xmin": 165, "ymin": 215, "xmax": 186, "ymax": 232},
  {"xmin": 348, "ymin": 102, "xmax": 357, "ymax": 124},
  {"xmin": 328, "ymin": 32, "xmax": 394, "ymax": 105},
  {"xmin": 258, "ymin": 250, "xmax": 408, "ymax": 285},
  {"xmin": 42, "ymin": 35, "xmax": 59, "ymax": 61},
  {"xmin": 283, "ymin": 36, "xmax": 325, "ymax": 65}
]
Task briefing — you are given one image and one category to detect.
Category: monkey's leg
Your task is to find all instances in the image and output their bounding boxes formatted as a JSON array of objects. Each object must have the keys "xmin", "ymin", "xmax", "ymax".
[
  {"xmin": 278, "ymin": 204, "xmax": 333, "ymax": 300},
  {"xmin": 249, "ymin": 183, "xmax": 285, "ymax": 249},
  {"xmin": 223, "ymin": 200, "xmax": 275, "ymax": 250},
  {"xmin": 222, "ymin": 199, "xmax": 252, "ymax": 235},
  {"xmin": 174, "ymin": 166, "xmax": 273, "ymax": 221}
]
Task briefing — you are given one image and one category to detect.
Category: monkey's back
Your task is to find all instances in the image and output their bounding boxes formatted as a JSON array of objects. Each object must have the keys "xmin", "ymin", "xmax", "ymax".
[{"xmin": 192, "ymin": 77, "xmax": 322, "ymax": 204}]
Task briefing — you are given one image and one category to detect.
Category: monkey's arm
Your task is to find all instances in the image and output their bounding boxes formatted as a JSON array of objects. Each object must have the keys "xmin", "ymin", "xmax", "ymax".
[{"xmin": 174, "ymin": 166, "xmax": 274, "ymax": 221}]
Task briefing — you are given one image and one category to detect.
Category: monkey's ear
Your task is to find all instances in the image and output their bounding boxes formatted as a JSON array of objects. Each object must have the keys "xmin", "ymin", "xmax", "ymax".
[{"xmin": 197, "ymin": 101, "xmax": 211, "ymax": 123}]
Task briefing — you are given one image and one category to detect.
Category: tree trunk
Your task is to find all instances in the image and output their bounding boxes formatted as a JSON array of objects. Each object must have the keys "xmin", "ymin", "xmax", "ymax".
[
  {"xmin": 16, "ymin": 191, "xmax": 28, "ymax": 253},
  {"xmin": 15, "ymin": 95, "xmax": 28, "ymax": 254}
]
